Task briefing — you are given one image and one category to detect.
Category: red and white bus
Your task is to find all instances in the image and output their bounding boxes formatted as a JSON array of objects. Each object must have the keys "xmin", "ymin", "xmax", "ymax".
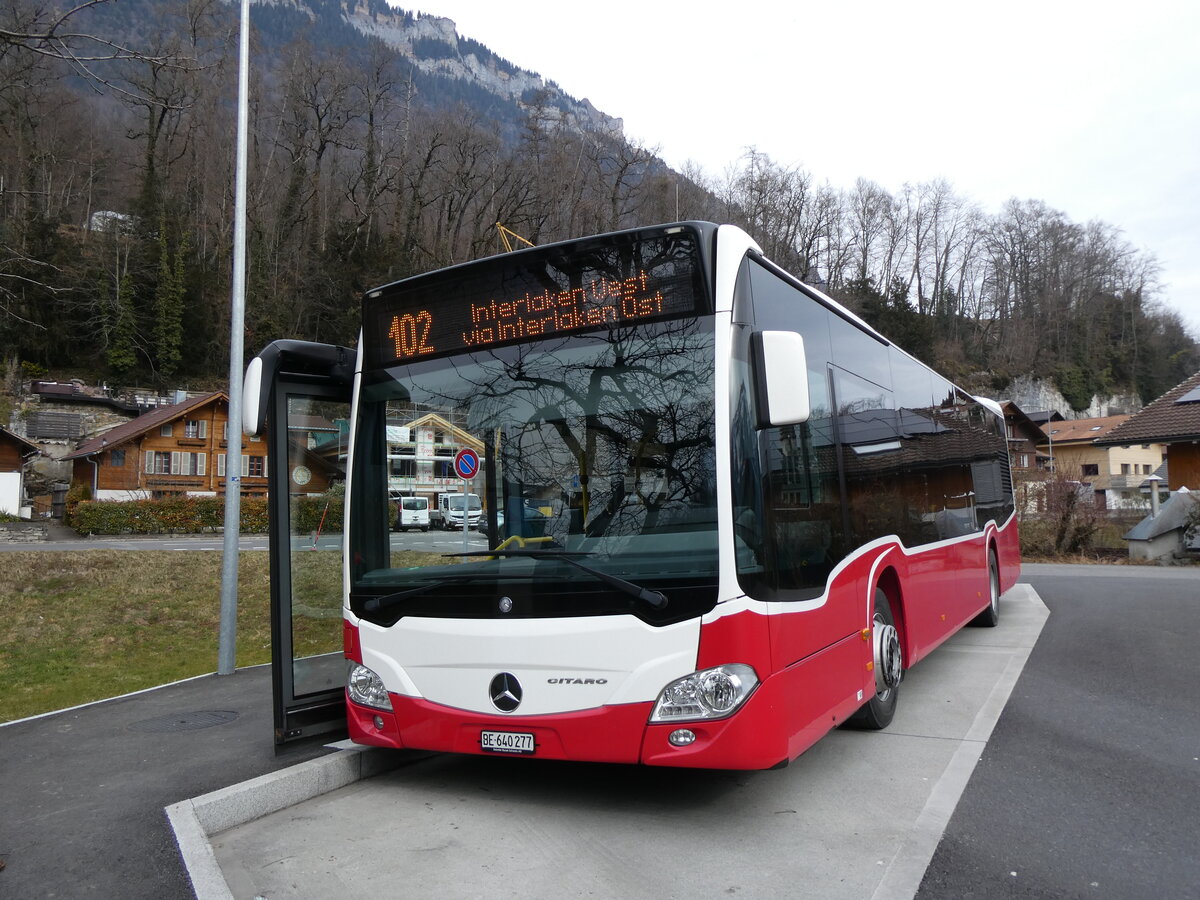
[{"xmin": 246, "ymin": 222, "xmax": 1019, "ymax": 769}]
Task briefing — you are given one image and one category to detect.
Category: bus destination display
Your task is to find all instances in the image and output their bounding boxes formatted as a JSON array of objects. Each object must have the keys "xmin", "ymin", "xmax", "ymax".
[{"xmin": 363, "ymin": 232, "xmax": 703, "ymax": 368}]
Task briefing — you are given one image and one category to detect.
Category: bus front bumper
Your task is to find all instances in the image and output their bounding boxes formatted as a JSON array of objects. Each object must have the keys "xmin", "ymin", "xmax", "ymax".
[{"xmin": 346, "ymin": 675, "xmax": 797, "ymax": 770}]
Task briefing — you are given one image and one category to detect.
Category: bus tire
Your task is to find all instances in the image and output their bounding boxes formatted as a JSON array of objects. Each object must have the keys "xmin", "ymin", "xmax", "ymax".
[
  {"xmin": 969, "ymin": 549, "xmax": 1001, "ymax": 628},
  {"xmin": 846, "ymin": 590, "xmax": 902, "ymax": 730}
]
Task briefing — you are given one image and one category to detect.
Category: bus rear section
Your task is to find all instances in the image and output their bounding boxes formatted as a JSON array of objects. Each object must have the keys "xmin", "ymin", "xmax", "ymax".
[{"xmin": 339, "ymin": 221, "xmax": 1018, "ymax": 770}]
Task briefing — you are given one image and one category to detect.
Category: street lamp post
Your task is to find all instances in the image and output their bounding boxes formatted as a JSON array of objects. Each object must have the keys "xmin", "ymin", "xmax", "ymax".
[{"xmin": 217, "ymin": 0, "xmax": 251, "ymax": 676}]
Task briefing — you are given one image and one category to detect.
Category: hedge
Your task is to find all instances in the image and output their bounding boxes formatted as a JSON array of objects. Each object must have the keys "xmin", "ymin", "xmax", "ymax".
[
  {"xmin": 71, "ymin": 496, "xmax": 266, "ymax": 534},
  {"xmin": 69, "ymin": 494, "xmax": 347, "ymax": 535},
  {"xmin": 291, "ymin": 496, "xmax": 345, "ymax": 534}
]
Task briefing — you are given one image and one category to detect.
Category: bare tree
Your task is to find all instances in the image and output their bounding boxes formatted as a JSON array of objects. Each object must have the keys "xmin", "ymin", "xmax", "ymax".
[
  {"xmin": 2, "ymin": 0, "xmax": 142, "ymax": 62},
  {"xmin": 2, "ymin": 0, "xmax": 207, "ymax": 104}
]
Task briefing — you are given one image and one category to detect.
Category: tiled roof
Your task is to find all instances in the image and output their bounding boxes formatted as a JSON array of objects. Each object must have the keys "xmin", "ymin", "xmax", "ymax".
[
  {"xmin": 1000, "ymin": 401, "xmax": 1048, "ymax": 443},
  {"xmin": 1025, "ymin": 410, "xmax": 1066, "ymax": 424},
  {"xmin": 1097, "ymin": 370, "xmax": 1200, "ymax": 445},
  {"xmin": 1123, "ymin": 490, "xmax": 1198, "ymax": 541},
  {"xmin": 1, "ymin": 426, "xmax": 39, "ymax": 454},
  {"xmin": 63, "ymin": 391, "xmax": 228, "ymax": 459},
  {"xmin": 1042, "ymin": 415, "xmax": 1130, "ymax": 445}
]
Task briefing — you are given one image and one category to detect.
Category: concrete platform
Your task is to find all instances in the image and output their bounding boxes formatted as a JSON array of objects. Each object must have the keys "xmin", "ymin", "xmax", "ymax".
[{"xmin": 173, "ymin": 585, "xmax": 1048, "ymax": 900}]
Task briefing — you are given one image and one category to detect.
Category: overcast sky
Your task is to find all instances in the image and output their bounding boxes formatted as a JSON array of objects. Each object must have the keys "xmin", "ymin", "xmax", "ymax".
[{"xmin": 405, "ymin": 1, "xmax": 1200, "ymax": 333}]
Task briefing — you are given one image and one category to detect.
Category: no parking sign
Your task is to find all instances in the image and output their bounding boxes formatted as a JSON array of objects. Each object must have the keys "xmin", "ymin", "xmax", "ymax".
[{"xmin": 453, "ymin": 448, "xmax": 480, "ymax": 481}]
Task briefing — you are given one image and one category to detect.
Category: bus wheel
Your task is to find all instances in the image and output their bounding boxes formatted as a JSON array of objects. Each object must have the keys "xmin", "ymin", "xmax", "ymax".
[
  {"xmin": 970, "ymin": 549, "xmax": 1001, "ymax": 628},
  {"xmin": 847, "ymin": 590, "xmax": 902, "ymax": 730}
]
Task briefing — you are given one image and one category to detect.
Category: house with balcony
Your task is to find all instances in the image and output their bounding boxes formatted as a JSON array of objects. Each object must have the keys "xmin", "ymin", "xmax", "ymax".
[
  {"xmin": 1000, "ymin": 401, "xmax": 1048, "ymax": 473},
  {"xmin": 1038, "ymin": 415, "xmax": 1164, "ymax": 509},
  {"xmin": 62, "ymin": 391, "xmax": 271, "ymax": 500},
  {"xmin": 1096, "ymin": 370, "xmax": 1200, "ymax": 491},
  {"xmin": 1094, "ymin": 370, "xmax": 1200, "ymax": 559},
  {"xmin": 385, "ymin": 412, "xmax": 485, "ymax": 505}
]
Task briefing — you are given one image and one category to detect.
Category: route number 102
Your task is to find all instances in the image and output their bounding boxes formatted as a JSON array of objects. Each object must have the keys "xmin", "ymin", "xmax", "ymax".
[{"xmin": 388, "ymin": 311, "xmax": 435, "ymax": 359}]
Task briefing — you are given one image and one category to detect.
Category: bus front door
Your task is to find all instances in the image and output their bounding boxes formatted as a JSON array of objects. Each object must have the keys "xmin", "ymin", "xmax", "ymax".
[{"xmin": 264, "ymin": 377, "xmax": 352, "ymax": 746}]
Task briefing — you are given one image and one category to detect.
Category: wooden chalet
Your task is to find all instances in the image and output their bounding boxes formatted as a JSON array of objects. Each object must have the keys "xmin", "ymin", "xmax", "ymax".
[
  {"xmin": 62, "ymin": 391, "xmax": 271, "ymax": 500},
  {"xmin": 1, "ymin": 426, "xmax": 39, "ymax": 515},
  {"xmin": 1000, "ymin": 401, "xmax": 1049, "ymax": 473}
]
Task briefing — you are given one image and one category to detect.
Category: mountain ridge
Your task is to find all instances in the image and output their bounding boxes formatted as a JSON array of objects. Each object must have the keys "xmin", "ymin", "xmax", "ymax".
[{"xmin": 254, "ymin": 0, "xmax": 623, "ymax": 137}]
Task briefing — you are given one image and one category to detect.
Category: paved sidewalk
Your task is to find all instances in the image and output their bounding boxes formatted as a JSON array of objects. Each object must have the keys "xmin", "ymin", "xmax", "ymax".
[
  {"xmin": 0, "ymin": 667, "xmax": 333, "ymax": 897},
  {"xmin": 207, "ymin": 587, "xmax": 1049, "ymax": 900}
]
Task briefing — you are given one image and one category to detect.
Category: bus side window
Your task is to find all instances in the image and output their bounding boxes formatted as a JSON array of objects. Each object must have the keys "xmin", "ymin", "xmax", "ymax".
[
  {"xmin": 730, "ymin": 348, "xmax": 766, "ymax": 578},
  {"xmin": 735, "ymin": 259, "xmax": 844, "ymax": 598}
]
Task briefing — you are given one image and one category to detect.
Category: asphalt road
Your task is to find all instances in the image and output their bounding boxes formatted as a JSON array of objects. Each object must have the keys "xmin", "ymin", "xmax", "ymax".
[
  {"xmin": 917, "ymin": 563, "xmax": 1200, "ymax": 899},
  {"xmin": 0, "ymin": 528, "xmax": 488, "ymax": 553}
]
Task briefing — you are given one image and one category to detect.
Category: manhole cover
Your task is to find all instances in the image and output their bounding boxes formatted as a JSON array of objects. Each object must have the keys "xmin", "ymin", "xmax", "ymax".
[{"xmin": 127, "ymin": 709, "xmax": 239, "ymax": 733}]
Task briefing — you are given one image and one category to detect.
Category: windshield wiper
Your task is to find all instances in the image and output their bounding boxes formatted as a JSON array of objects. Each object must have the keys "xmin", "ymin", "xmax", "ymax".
[
  {"xmin": 446, "ymin": 549, "xmax": 668, "ymax": 610},
  {"xmin": 358, "ymin": 572, "xmax": 492, "ymax": 614}
]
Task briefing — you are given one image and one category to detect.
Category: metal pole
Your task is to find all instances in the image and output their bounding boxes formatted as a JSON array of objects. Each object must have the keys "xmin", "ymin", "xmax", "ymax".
[
  {"xmin": 218, "ymin": 0, "xmax": 251, "ymax": 675},
  {"xmin": 463, "ymin": 480, "xmax": 471, "ymax": 553}
]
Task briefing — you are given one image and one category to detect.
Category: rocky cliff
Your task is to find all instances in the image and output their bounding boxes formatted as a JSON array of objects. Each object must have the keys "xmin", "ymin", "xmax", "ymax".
[
  {"xmin": 1004, "ymin": 375, "xmax": 1143, "ymax": 419},
  {"xmin": 265, "ymin": 0, "xmax": 623, "ymax": 136}
]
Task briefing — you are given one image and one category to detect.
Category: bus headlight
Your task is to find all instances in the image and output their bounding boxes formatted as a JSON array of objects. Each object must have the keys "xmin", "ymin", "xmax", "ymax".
[
  {"xmin": 649, "ymin": 664, "xmax": 758, "ymax": 722},
  {"xmin": 348, "ymin": 664, "xmax": 393, "ymax": 711}
]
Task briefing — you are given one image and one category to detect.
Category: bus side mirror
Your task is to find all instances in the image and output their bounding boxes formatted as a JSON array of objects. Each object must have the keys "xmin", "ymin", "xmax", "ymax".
[
  {"xmin": 753, "ymin": 330, "xmax": 810, "ymax": 427},
  {"xmin": 243, "ymin": 355, "xmax": 267, "ymax": 437},
  {"xmin": 242, "ymin": 339, "xmax": 356, "ymax": 437}
]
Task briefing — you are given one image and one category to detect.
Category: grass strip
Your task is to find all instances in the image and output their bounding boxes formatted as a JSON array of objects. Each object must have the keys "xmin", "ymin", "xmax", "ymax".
[{"xmin": 0, "ymin": 549, "xmax": 441, "ymax": 723}]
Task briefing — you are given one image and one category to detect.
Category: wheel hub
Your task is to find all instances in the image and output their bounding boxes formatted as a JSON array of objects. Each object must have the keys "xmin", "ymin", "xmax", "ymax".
[{"xmin": 874, "ymin": 622, "xmax": 902, "ymax": 694}]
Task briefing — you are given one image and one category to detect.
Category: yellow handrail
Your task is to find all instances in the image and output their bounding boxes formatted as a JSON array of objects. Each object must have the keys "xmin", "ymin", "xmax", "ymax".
[{"xmin": 494, "ymin": 534, "xmax": 556, "ymax": 553}]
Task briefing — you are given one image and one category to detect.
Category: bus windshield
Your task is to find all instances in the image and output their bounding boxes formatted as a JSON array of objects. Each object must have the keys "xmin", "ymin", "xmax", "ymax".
[{"xmin": 350, "ymin": 316, "xmax": 717, "ymax": 625}]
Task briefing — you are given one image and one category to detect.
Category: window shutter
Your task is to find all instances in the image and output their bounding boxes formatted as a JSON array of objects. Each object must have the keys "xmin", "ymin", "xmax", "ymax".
[
  {"xmin": 199, "ymin": 420, "xmax": 208, "ymax": 439},
  {"xmin": 240, "ymin": 454, "xmax": 249, "ymax": 477},
  {"xmin": 145, "ymin": 451, "xmax": 154, "ymax": 474},
  {"xmin": 197, "ymin": 453, "xmax": 206, "ymax": 476},
  {"xmin": 171, "ymin": 451, "xmax": 181, "ymax": 475},
  {"xmin": 217, "ymin": 453, "xmax": 226, "ymax": 477},
  {"xmin": 262, "ymin": 455, "xmax": 268, "ymax": 477}
]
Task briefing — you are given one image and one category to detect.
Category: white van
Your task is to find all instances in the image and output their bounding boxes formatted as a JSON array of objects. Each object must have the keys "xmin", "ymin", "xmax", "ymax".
[{"xmin": 394, "ymin": 495, "xmax": 430, "ymax": 532}]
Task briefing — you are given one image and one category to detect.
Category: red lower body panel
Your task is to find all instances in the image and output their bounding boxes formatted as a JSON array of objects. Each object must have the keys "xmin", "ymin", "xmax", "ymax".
[
  {"xmin": 348, "ymin": 637, "xmax": 866, "ymax": 771},
  {"xmin": 348, "ymin": 690, "xmax": 793, "ymax": 770},
  {"xmin": 349, "ymin": 694, "xmax": 654, "ymax": 764}
]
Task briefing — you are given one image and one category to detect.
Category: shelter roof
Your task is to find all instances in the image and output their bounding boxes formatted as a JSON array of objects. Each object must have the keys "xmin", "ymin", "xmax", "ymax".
[{"xmin": 1123, "ymin": 490, "xmax": 1198, "ymax": 541}]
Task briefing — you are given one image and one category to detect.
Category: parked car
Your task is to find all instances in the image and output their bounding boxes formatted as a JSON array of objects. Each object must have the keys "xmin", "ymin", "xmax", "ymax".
[
  {"xmin": 393, "ymin": 495, "xmax": 430, "ymax": 532},
  {"xmin": 477, "ymin": 504, "xmax": 550, "ymax": 540}
]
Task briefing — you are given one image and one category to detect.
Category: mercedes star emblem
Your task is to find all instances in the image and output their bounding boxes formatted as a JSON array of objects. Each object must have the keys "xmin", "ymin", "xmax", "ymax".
[
  {"xmin": 498, "ymin": 596, "xmax": 514, "ymax": 613},
  {"xmin": 489, "ymin": 672, "xmax": 522, "ymax": 712}
]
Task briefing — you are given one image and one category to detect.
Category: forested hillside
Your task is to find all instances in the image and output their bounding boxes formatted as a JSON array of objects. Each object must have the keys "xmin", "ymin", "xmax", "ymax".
[{"xmin": 1, "ymin": 0, "xmax": 1195, "ymax": 407}]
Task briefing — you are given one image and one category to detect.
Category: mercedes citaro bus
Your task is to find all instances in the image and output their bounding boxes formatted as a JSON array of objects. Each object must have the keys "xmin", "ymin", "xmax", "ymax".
[{"xmin": 245, "ymin": 221, "xmax": 1018, "ymax": 768}]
